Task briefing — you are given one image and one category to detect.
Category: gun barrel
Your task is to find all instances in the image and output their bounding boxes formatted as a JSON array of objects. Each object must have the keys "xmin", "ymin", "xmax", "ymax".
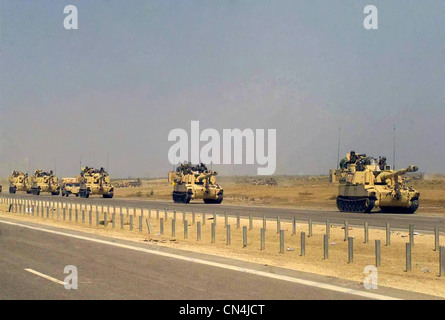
[
  {"xmin": 378, "ymin": 165, "xmax": 418, "ymax": 181},
  {"xmin": 197, "ymin": 171, "xmax": 217, "ymax": 181}
]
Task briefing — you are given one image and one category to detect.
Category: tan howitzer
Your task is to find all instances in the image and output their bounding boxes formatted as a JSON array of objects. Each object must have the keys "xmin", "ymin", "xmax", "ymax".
[
  {"xmin": 170, "ymin": 167, "xmax": 223, "ymax": 204},
  {"xmin": 337, "ymin": 164, "xmax": 420, "ymax": 214}
]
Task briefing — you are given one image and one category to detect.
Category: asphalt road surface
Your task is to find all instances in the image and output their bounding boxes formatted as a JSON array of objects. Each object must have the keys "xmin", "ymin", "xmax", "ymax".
[
  {"xmin": 0, "ymin": 217, "xmax": 440, "ymax": 300},
  {"xmin": 3, "ymin": 193, "xmax": 445, "ymax": 233}
]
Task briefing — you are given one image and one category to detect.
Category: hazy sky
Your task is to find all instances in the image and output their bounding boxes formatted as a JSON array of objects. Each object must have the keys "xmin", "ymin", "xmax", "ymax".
[{"xmin": 1, "ymin": 0, "xmax": 444, "ymax": 178}]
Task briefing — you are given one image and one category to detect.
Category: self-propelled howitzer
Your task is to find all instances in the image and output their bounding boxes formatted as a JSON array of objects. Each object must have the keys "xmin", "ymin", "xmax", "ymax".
[
  {"xmin": 7, "ymin": 171, "xmax": 33, "ymax": 194},
  {"xmin": 31, "ymin": 170, "xmax": 60, "ymax": 195},
  {"xmin": 168, "ymin": 165, "xmax": 223, "ymax": 204},
  {"xmin": 337, "ymin": 164, "xmax": 420, "ymax": 213},
  {"xmin": 78, "ymin": 167, "xmax": 114, "ymax": 198}
]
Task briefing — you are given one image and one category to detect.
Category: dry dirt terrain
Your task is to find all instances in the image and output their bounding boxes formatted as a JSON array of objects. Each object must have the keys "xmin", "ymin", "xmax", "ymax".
[
  {"xmin": 2, "ymin": 199, "xmax": 444, "ymax": 299},
  {"xmin": 113, "ymin": 174, "xmax": 445, "ymax": 216}
]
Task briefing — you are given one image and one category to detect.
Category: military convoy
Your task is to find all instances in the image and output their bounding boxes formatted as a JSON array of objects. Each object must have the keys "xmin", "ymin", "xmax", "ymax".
[
  {"xmin": 334, "ymin": 151, "xmax": 420, "ymax": 214},
  {"xmin": 3, "ymin": 152, "xmax": 421, "ymax": 214},
  {"xmin": 168, "ymin": 163, "xmax": 223, "ymax": 204},
  {"xmin": 5, "ymin": 167, "xmax": 114, "ymax": 198},
  {"xmin": 78, "ymin": 167, "xmax": 114, "ymax": 198}
]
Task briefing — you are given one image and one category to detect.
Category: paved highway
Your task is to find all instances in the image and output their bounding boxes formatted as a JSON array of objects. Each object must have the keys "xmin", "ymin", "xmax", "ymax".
[
  {"xmin": 0, "ymin": 217, "xmax": 439, "ymax": 300},
  {"xmin": 2, "ymin": 193, "xmax": 445, "ymax": 233}
]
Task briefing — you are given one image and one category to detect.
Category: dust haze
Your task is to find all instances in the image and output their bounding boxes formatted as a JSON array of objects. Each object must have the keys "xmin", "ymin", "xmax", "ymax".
[{"xmin": 1, "ymin": 1, "xmax": 444, "ymax": 178}]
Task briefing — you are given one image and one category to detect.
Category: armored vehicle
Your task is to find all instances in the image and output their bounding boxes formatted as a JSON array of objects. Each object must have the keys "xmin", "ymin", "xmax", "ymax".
[
  {"xmin": 31, "ymin": 170, "xmax": 60, "ymax": 195},
  {"xmin": 78, "ymin": 167, "xmax": 114, "ymax": 198},
  {"xmin": 7, "ymin": 171, "xmax": 33, "ymax": 194},
  {"xmin": 337, "ymin": 163, "xmax": 420, "ymax": 214},
  {"xmin": 61, "ymin": 178, "xmax": 80, "ymax": 197},
  {"xmin": 168, "ymin": 163, "xmax": 223, "ymax": 204}
]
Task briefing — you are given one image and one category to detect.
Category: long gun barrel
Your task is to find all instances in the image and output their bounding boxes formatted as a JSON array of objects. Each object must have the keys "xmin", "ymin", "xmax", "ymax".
[
  {"xmin": 377, "ymin": 165, "xmax": 418, "ymax": 183},
  {"xmin": 197, "ymin": 171, "xmax": 217, "ymax": 182}
]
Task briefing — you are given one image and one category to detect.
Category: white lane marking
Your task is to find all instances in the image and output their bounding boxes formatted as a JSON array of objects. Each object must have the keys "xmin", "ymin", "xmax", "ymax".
[
  {"xmin": 25, "ymin": 268, "xmax": 65, "ymax": 285},
  {"xmin": 2, "ymin": 219, "xmax": 399, "ymax": 300}
]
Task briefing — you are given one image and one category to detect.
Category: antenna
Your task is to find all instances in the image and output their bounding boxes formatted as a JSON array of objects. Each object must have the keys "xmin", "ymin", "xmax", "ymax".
[
  {"xmin": 336, "ymin": 127, "xmax": 341, "ymax": 169},
  {"xmin": 393, "ymin": 125, "xmax": 396, "ymax": 170}
]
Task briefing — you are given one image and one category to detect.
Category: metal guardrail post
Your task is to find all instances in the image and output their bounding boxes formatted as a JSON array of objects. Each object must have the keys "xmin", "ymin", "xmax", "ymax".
[
  {"xmin": 326, "ymin": 219, "xmax": 330, "ymax": 240},
  {"xmin": 301, "ymin": 232, "xmax": 306, "ymax": 256},
  {"xmin": 406, "ymin": 243, "xmax": 412, "ymax": 272},
  {"xmin": 260, "ymin": 228, "xmax": 265, "ymax": 250},
  {"xmin": 364, "ymin": 221, "xmax": 369, "ymax": 243},
  {"xmin": 323, "ymin": 234, "xmax": 328, "ymax": 259},
  {"xmin": 308, "ymin": 218, "xmax": 312, "ymax": 237},
  {"xmin": 211, "ymin": 223, "xmax": 215, "ymax": 243},
  {"xmin": 184, "ymin": 220, "xmax": 188, "ymax": 239},
  {"xmin": 197, "ymin": 222, "xmax": 201, "ymax": 241},
  {"xmin": 375, "ymin": 240, "xmax": 381, "ymax": 267},
  {"xmin": 226, "ymin": 225, "xmax": 231, "ymax": 245},
  {"xmin": 280, "ymin": 230, "xmax": 284, "ymax": 254},
  {"xmin": 348, "ymin": 237, "xmax": 353, "ymax": 263}
]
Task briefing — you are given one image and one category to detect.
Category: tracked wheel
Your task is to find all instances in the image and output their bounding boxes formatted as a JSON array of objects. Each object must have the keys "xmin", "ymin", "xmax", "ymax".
[
  {"xmin": 172, "ymin": 192, "xmax": 191, "ymax": 203},
  {"xmin": 337, "ymin": 197, "xmax": 375, "ymax": 213},
  {"xmin": 380, "ymin": 199, "xmax": 419, "ymax": 214}
]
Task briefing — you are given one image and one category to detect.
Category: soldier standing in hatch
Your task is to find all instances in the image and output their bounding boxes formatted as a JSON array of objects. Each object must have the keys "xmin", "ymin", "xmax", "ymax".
[
  {"xmin": 378, "ymin": 157, "xmax": 387, "ymax": 170},
  {"xmin": 348, "ymin": 150, "xmax": 358, "ymax": 166}
]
